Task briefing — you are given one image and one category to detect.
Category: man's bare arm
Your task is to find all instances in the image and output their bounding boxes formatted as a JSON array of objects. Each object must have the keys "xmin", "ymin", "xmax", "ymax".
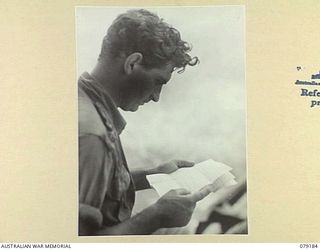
[
  {"xmin": 131, "ymin": 168, "xmax": 152, "ymax": 191},
  {"xmin": 94, "ymin": 203, "xmax": 162, "ymax": 235},
  {"xmin": 80, "ymin": 187, "xmax": 211, "ymax": 235}
]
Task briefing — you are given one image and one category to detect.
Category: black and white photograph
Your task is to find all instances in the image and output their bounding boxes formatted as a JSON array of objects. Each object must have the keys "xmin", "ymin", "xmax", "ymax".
[{"xmin": 76, "ymin": 6, "xmax": 247, "ymax": 236}]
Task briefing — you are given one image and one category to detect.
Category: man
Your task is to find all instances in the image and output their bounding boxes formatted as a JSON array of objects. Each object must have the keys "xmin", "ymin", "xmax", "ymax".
[{"xmin": 78, "ymin": 9, "xmax": 211, "ymax": 235}]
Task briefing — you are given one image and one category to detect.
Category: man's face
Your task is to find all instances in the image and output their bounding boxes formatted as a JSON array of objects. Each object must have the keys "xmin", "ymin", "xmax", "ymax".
[{"xmin": 120, "ymin": 63, "xmax": 173, "ymax": 111}]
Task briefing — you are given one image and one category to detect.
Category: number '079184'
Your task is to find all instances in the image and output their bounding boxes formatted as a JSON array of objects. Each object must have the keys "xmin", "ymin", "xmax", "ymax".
[{"xmin": 300, "ymin": 244, "xmax": 318, "ymax": 248}]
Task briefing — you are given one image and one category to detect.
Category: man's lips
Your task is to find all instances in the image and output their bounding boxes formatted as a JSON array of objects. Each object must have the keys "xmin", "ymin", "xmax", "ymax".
[{"xmin": 140, "ymin": 99, "xmax": 151, "ymax": 105}]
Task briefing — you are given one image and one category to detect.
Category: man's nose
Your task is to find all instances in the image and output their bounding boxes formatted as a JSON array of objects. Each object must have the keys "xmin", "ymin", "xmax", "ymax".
[
  {"xmin": 151, "ymin": 86, "xmax": 162, "ymax": 102},
  {"xmin": 151, "ymin": 91, "xmax": 160, "ymax": 102}
]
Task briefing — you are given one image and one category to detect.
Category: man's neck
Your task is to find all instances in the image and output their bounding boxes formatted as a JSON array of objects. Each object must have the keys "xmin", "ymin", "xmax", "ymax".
[{"xmin": 90, "ymin": 61, "xmax": 123, "ymax": 107}]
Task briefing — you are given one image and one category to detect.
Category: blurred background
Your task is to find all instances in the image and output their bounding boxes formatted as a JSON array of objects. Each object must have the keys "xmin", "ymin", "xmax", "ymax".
[{"xmin": 76, "ymin": 6, "xmax": 247, "ymax": 234}]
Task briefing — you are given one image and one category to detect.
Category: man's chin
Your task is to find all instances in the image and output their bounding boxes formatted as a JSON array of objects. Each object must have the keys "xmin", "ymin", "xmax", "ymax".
[{"xmin": 120, "ymin": 104, "xmax": 140, "ymax": 112}]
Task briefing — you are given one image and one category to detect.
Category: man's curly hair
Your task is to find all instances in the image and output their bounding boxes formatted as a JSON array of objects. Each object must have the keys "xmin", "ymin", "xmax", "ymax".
[{"xmin": 99, "ymin": 9, "xmax": 199, "ymax": 73}]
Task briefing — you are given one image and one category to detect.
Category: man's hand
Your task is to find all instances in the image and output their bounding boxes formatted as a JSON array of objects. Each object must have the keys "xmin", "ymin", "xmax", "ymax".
[
  {"xmin": 90, "ymin": 186, "xmax": 212, "ymax": 235},
  {"xmin": 153, "ymin": 160, "xmax": 195, "ymax": 174},
  {"xmin": 153, "ymin": 186, "xmax": 211, "ymax": 228},
  {"xmin": 132, "ymin": 160, "xmax": 194, "ymax": 191}
]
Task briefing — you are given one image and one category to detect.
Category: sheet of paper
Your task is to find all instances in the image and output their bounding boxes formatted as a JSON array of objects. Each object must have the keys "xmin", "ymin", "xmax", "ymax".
[
  {"xmin": 147, "ymin": 159, "xmax": 237, "ymax": 196},
  {"xmin": 146, "ymin": 174, "xmax": 181, "ymax": 196},
  {"xmin": 171, "ymin": 167, "xmax": 212, "ymax": 192},
  {"xmin": 194, "ymin": 159, "xmax": 232, "ymax": 180},
  {"xmin": 210, "ymin": 172, "xmax": 236, "ymax": 191}
]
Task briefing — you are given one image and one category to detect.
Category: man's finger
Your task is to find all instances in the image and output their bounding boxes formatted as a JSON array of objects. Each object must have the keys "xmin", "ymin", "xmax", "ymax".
[
  {"xmin": 175, "ymin": 188, "xmax": 191, "ymax": 195},
  {"xmin": 176, "ymin": 160, "xmax": 195, "ymax": 168},
  {"xmin": 187, "ymin": 185, "xmax": 212, "ymax": 202},
  {"xmin": 166, "ymin": 188, "xmax": 191, "ymax": 196}
]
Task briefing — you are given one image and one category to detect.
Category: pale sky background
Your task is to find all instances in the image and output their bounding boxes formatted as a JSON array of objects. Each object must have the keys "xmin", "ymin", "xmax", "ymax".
[{"xmin": 76, "ymin": 6, "xmax": 246, "ymax": 177}]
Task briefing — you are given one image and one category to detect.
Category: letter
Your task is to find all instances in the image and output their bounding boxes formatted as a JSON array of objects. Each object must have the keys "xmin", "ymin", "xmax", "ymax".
[
  {"xmin": 32, "ymin": 244, "xmax": 40, "ymax": 248},
  {"xmin": 301, "ymin": 88, "xmax": 309, "ymax": 96},
  {"xmin": 311, "ymin": 101, "xmax": 315, "ymax": 107},
  {"xmin": 296, "ymin": 80, "xmax": 307, "ymax": 85},
  {"xmin": 310, "ymin": 100, "xmax": 320, "ymax": 108},
  {"xmin": 311, "ymin": 73, "xmax": 320, "ymax": 79}
]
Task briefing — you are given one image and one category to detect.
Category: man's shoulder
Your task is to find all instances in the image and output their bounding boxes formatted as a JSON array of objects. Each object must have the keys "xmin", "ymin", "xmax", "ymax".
[{"xmin": 78, "ymin": 87, "xmax": 106, "ymax": 137}]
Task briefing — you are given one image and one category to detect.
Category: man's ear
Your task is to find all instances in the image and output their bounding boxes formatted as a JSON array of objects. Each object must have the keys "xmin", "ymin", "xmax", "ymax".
[{"xmin": 124, "ymin": 52, "xmax": 143, "ymax": 75}]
